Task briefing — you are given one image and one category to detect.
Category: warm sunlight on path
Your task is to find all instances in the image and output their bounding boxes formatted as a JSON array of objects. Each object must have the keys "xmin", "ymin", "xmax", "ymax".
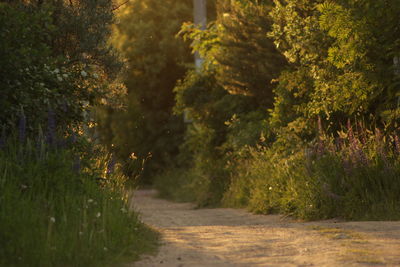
[{"xmin": 128, "ymin": 190, "xmax": 400, "ymax": 267}]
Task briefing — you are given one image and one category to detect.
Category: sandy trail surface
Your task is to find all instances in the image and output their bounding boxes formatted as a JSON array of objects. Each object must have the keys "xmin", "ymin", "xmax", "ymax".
[{"xmin": 129, "ymin": 190, "xmax": 400, "ymax": 267}]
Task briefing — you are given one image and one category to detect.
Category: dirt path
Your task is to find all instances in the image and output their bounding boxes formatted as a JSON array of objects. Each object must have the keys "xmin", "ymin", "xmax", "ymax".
[{"xmin": 128, "ymin": 190, "xmax": 400, "ymax": 267}]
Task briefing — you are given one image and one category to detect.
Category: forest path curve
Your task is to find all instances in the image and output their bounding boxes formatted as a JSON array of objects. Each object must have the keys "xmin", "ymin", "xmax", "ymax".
[{"xmin": 128, "ymin": 190, "xmax": 400, "ymax": 267}]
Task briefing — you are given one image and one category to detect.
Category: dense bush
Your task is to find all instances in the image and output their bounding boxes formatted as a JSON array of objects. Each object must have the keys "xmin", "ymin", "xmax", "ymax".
[{"xmin": 0, "ymin": 1, "xmax": 121, "ymax": 133}]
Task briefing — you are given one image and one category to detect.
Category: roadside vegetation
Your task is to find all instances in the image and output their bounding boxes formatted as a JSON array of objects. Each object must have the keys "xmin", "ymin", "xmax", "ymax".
[
  {"xmin": 156, "ymin": 0, "xmax": 400, "ymax": 221},
  {"xmin": 0, "ymin": 1, "xmax": 158, "ymax": 266},
  {"xmin": 0, "ymin": 128, "xmax": 158, "ymax": 266},
  {"xmin": 102, "ymin": 0, "xmax": 400, "ymax": 221}
]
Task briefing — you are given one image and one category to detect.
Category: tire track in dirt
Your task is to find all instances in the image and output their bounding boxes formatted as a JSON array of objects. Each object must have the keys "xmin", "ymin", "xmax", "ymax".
[{"xmin": 128, "ymin": 190, "xmax": 400, "ymax": 267}]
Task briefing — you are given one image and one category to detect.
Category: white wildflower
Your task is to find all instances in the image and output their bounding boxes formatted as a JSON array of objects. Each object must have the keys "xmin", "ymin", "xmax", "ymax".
[
  {"xmin": 92, "ymin": 73, "xmax": 99, "ymax": 79},
  {"xmin": 87, "ymin": 199, "xmax": 94, "ymax": 203},
  {"xmin": 120, "ymin": 207, "xmax": 127, "ymax": 213},
  {"xmin": 57, "ymin": 75, "xmax": 63, "ymax": 82},
  {"xmin": 80, "ymin": 70, "xmax": 88, "ymax": 77},
  {"xmin": 268, "ymin": 186, "xmax": 272, "ymax": 191},
  {"xmin": 96, "ymin": 212, "xmax": 101, "ymax": 218},
  {"xmin": 54, "ymin": 68, "xmax": 60, "ymax": 74},
  {"xmin": 103, "ymin": 247, "xmax": 108, "ymax": 252},
  {"xmin": 50, "ymin": 217, "xmax": 56, "ymax": 223}
]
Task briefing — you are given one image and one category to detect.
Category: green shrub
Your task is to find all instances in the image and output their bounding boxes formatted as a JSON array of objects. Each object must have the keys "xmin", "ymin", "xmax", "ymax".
[{"xmin": 0, "ymin": 1, "xmax": 121, "ymax": 131}]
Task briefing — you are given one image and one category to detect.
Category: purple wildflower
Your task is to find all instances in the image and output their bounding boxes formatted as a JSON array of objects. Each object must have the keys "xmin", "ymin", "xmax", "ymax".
[
  {"xmin": 18, "ymin": 109, "xmax": 26, "ymax": 143},
  {"xmin": 334, "ymin": 137, "xmax": 343, "ymax": 152},
  {"xmin": 394, "ymin": 134, "xmax": 400, "ymax": 155},
  {"xmin": 106, "ymin": 154, "xmax": 116, "ymax": 175},
  {"xmin": 375, "ymin": 128, "xmax": 386, "ymax": 157},
  {"xmin": 347, "ymin": 119, "xmax": 355, "ymax": 146},
  {"xmin": 358, "ymin": 121, "xmax": 367, "ymax": 145}
]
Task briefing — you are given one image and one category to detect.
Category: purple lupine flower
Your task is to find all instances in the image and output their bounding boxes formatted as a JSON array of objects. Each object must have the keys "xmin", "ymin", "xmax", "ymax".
[
  {"xmin": 358, "ymin": 121, "xmax": 367, "ymax": 145},
  {"xmin": 347, "ymin": 119, "xmax": 355, "ymax": 146},
  {"xmin": 375, "ymin": 128, "xmax": 386, "ymax": 158},
  {"xmin": 394, "ymin": 134, "xmax": 400, "ymax": 155},
  {"xmin": 334, "ymin": 137, "xmax": 343, "ymax": 152},
  {"xmin": 46, "ymin": 108, "xmax": 57, "ymax": 146},
  {"xmin": 352, "ymin": 144, "xmax": 368, "ymax": 166},
  {"xmin": 18, "ymin": 109, "xmax": 26, "ymax": 143},
  {"xmin": 106, "ymin": 154, "xmax": 116, "ymax": 175}
]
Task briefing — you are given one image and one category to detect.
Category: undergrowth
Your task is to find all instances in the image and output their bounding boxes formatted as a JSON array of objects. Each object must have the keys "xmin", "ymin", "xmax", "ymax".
[
  {"xmin": 156, "ymin": 123, "xmax": 400, "ymax": 221},
  {"xmin": 0, "ymin": 130, "xmax": 158, "ymax": 266}
]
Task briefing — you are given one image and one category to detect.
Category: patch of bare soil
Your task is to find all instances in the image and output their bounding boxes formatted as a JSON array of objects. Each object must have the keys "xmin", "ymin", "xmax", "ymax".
[{"xmin": 128, "ymin": 190, "xmax": 400, "ymax": 267}]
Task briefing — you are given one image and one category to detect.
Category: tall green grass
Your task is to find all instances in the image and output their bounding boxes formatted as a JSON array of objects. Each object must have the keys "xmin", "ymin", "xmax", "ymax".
[
  {"xmin": 224, "ymin": 125, "xmax": 400, "ymax": 220},
  {"xmin": 156, "ymin": 123, "xmax": 400, "ymax": 220},
  {"xmin": 0, "ymin": 134, "xmax": 158, "ymax": 266}
]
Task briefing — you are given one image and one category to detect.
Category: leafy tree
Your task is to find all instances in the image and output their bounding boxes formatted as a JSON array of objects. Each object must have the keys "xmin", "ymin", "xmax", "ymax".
[
  {"xmin": 215, "ymin": 0, "xmax": 286, "ymax": 107},
  {"xmin": 170, "ymin": 0, "xmax": 286, "ymax": 203},
  {"xmin": 0, "ymin": 0, "xmax": 121, "ymax": 133},
  {"xmin": 269, "ymin": 0, "xmax": 400, "ymax": 140}
]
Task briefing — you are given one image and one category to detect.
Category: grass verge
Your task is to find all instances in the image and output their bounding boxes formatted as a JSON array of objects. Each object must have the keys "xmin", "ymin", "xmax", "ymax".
[{"xmin": 0, "ymin": 136, "xmax": 158, "ymax": 266}]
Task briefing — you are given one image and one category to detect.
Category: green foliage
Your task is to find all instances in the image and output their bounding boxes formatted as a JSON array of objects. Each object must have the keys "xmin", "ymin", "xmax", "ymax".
[
  {"xmin": 0, "ymin": 1, "xmax": 121, "ymax": 132},
  {"xmin": 215, "ymin": 0, "xmax": 286, "ymax": 105},
  {"xmin": 157, "ymin": 0, "xmax": 286, "ymax": 206},
  {"xmin": 269, "ymin": 0, "xmax": 400, "ymax": 133},
  {"xmin": 155, "ymin": 0, "xmax": 400, "ymax": 222},
  {"xmin": 0, "ymin": 134, "xmax": 158, "ymax": 266}
]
